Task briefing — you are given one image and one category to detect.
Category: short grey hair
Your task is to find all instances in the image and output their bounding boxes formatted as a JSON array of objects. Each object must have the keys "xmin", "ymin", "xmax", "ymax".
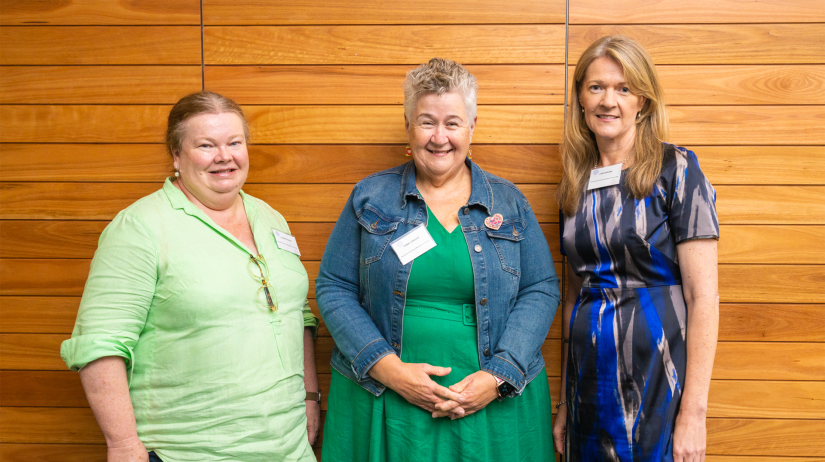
[{"xmin": 403, "ymin": 58, "xmax": 478, "ymax": 122}]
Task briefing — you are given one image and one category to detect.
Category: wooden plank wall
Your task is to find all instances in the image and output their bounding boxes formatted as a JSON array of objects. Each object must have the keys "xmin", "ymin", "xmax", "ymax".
[{"xmin": 0, "ymin": 1, "xmax": 822, "ymax": 460}]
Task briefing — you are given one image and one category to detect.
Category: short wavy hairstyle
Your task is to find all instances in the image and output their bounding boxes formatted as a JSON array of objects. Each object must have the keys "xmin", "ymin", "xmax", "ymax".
[{"xmin": 402, "ymin": 58, "xmax": 479, "ymax": 122}]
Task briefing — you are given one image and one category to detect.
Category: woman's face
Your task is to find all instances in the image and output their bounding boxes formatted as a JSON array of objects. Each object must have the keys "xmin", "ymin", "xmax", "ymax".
[
  {"xmin": 579, "ymin": 56, "xmax": 646, "ymax": 147},
  {"xmin": 173, "ymin": 112, "xmax": 249, "ymax": 206},
  {"xmin": 406, "ymin": 92, "xmax": 476, "ymax": 180}
]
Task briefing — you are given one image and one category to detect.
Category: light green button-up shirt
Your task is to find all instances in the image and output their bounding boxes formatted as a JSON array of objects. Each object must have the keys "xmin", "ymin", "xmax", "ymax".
[{"xmin": 61, "ymin": 179, "xmax": 318, "ymax": 462}]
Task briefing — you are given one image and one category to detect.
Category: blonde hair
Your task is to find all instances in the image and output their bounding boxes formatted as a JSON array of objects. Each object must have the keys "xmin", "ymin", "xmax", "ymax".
[
  {"xmin": 557, "ymin": 36, "xmax": 669, "ymax": 216},
  {"xmin": 403, "ymin": 58, "xmax": 478, "ymax": 121},
  {"xmin": 166, "ymin": 91, "xmax": 249, "ymax": 157}
]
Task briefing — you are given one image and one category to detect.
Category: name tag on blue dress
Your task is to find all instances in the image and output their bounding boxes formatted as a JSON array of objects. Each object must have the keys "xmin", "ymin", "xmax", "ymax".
[
  {"xmin": 390, "ymin": 224, "xmax": 436, "ymax": 265},
  {"xmin": 587, "ymin": 164, "xmax": 622, "ymax": 190}
]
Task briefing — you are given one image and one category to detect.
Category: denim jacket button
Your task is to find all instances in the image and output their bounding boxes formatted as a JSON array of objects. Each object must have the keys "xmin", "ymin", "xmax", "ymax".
[
  {"xmin": 463, "ymin": 207, "xmax": 469, "ymax": 215},
  {"xmin": 484, "ymin": 348, "xmax": 491, "ymax": 356},
  {"xmin": 474, "ymin": 244, "xmax": 482, "ymax": 253},
  {"xmin": 480, "ymin": 298, "xmax": 487, "ymax": 305}
]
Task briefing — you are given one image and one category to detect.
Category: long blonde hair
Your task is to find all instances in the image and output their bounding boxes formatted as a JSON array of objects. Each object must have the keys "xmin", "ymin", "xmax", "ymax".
[{"xmin": 557, "ymin": 36, "xmax": 669, "ymax": 216}]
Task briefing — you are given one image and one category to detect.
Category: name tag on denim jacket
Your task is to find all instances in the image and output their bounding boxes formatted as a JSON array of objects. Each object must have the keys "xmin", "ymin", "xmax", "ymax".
[
  {"xmin": 390, "ymin": 224, "xmax": 436, "ymax": 265},
  {"xmin": 587, "ymin": 164, "xmax": 622, "ymax": 190},
  {"xmin": 272, "ymin": 229, "xmax": 301, "ymax": 256}
]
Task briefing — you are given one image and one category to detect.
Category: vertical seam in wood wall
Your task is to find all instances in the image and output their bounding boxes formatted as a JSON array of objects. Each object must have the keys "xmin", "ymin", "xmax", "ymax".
[{"xmin": 200, "ymin": 0, "xmax": 205, "ymax": 91}]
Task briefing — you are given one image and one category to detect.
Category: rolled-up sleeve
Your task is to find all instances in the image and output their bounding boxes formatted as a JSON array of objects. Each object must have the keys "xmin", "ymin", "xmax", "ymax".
[
  {"xmin": 61, "ymin": 212, "xmax": 158, "ymax": 372},
  {"xmin": 302, "ymin": 300, "xmax": 320, "ymax": 339}
]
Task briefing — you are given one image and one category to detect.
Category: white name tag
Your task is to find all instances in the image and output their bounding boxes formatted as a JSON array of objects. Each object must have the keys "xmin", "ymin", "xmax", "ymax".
[
  {"xmin": 390, "ymin": 224, "xmax": 436, "ymax": 266},
  {"xmin": 587, "ymin": 164, "xmax": 623, "ymax": 190},
  {"xmin": 272, "ymin": 229, "xmax": 301, "ymax": 256}
]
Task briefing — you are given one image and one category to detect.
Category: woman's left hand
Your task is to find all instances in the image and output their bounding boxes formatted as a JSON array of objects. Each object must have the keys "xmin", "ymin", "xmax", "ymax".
[
  {"xmin": 431, "ymin": 371, "xmax": 499, "ymax": 419},
  {"xmin": 673, "ymin": 411, "xmax": 707, "ymax": 462},
  {"xmin": 306, "ymin": 400, "xmax": 321, "ymax": 446}
]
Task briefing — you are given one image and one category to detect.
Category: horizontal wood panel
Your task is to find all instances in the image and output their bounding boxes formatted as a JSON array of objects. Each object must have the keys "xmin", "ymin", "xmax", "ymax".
[
  {"xmin": 0, "ymin": 144, "xmax": 562, "ymax": 184},
  {"xmin": 0, "ymin": 297, "xmax": 83, "ymax": 334},
  {"xmin": 708, "ymin": 380, "xmax": 825, "ymax": 419},
  {"xmin": 0, "ymin": 444, "xmax": 106, "ymax": 462},
  {"xmin": 0, "ymin": 0, "xmax": 200, "ymax": 25},
  {"xmin": 0, "ymin": 220, "xmax": 562, "ymax": 262},
  {"xmin": 0, "ymin": 27, "xmax": 201, "ymax": 65},
  {"xmin": 0, "ymin": 105, "xmax": 563, "ymax": 144},
  {"xmin": 718, "ymin": 304, "xmax": 825, "ymax": 342},
  {"xmin": 243, "ymin": 105, "xmax": 564, "ymax": 144},
  {"xmin": 0, "ymin": 334, "xmax": 69, "ymax": 370},
  {"xmin": 0, "ymin": 106, "xmax": 169, "ymax": 143},
  {"xmin": 717, "ymin": 225, "xmax": 825, "ymax": 264},
  {"xmin": 0, "ymin": 66, "xmax": 202, "ymax": 104},
  {"xmin": 569, "ymin": 25, "xmax": 825, "ymax": 65},
  {"xmin": 569, "ymin": 0, "xmax": 825, "ymax": 23},
  {"xmin": 669, "ymin": 106, "xmax": 825, "ymax": 145},
  {"xmin": 714, "ymin": 186, "xmax": 825, "ymax": 225},
  {"xmin": 206, "ymin": 65, "xmax": 566, "ymax": 105},
  {"xmin": 202, "ymin": 0, "xmax": 565, "ymax": 25},
  {"xmin": 204, "ymin": 25, "xmax": 566, "ymax": 65},
  {"xmin": 569, "ymin": 65, "xmax": 825, "ymax": 106},
  {"xmin": 713, "ymin": 342, "xmax": 825, "ymax": 381},
  {"xmin": 0, "ymin": 371, "xmax": 87, "ymax": 408},
  {"xmin": 719, "ymin": 265, "xmax": 825, "ymax": 304},
  {"xmin": 0, "ymin": 407, "xmax": 103, "ymax": 444},
  {"xmin": 0, "ymin": 183, "xmax": 559, "ymax": 222},
  {"xmin": 696, "ymin": 146, "xmax": 825, "ymax": 186},
  {"xmin": 706, "ymin": 419, "xmax": 825, "ymax": 456}
]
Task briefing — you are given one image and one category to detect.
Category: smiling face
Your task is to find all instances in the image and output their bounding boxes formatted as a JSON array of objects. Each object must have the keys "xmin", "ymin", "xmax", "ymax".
[
  {"xmin": 172, "ymin": 112, "xmax": 249, "ymax": 208},
  {"xmin": 405, "ymin": 92, "xmax": 476, "ymax": 181},
  {"xmin": 579, "ymin": 56, "xmax": 646, "ymax": 149}
]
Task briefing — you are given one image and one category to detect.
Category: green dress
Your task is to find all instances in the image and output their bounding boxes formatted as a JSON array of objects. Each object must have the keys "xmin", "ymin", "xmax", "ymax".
[{"xmin": 322, "ymin": 207, "xmax": 556, "ymax": 462}]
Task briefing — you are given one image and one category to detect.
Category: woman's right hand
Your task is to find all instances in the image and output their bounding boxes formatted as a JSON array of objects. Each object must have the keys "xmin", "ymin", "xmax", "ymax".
[
  {"xmin": 369, "ymin": 354, "xmax": 465, "ymax": 413},
  {"xmin": 107, "ymin": 435, "xmax": 149, "ymax": 462},
  {"xmin": 553, "ymin": 405, "xmax": 567, "ymax": 454}
]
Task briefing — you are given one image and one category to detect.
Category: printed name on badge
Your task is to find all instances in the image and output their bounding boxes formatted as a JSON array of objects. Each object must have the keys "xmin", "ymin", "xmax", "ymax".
[
  {"xmin": 390, "ymin": 224, "xmax": 437, "ymax": 266},
  {"xmin": 587, "ymin": 164, "xmax": 623, "ymax": 190},
  {"xmin": 272, "ymin": 229, "xmax": 301, "ymax": 256}
]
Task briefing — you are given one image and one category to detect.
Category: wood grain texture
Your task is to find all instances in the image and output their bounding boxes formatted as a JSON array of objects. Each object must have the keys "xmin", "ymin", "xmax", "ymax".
[
  {"xmin": 669, "ymin": 106, "xmax": 825, "ymax": 146},
  {"xmin": 243, "ymin": 105, "xmax": 564, "ymax": 144},
  {"xmin": 569, "ymin": 0, "xmax": 825, "ymax": 24},
  {"xmin": 0, "ymin": 27, "xmax": 201, "ymax": 65},
  {"xmin": 205, "ymin": 65, "xmax": 566, "ymax": 105},
  {"xmin": 708, "ymin": 380, "xmax": 825, "ymax": 419},
  {"xmin": 0, "ymin": 444, "xmax": 106, "ymax": 462},
  {"xmin": 717, "ymin": 225, "xmax": 825, "ymax": 264},
  {"xmin": 0, "ymin": 407, "xmax": 103, "ymax": 444},
  {"xmin": 204, "ymin": 25, "xmax": 566, "ymax": 65},
  {"xmin": 0, "ymin": 333, "xmax": 69, "ymax": 370},
  {"xmin": 569, "ymin": 25, "xmax": 825, "ymax": 65},
  {"xmin": 0, "ymin": 260, "xmax": 91, "ymax": 297},
  {"xmin": 713, "ymin": 342, "xmax": 825, "ymax": 381},
  {"xmin": 0, "ymin": 66, "xmax": 202, "ymax": 104},
  {"xmin": 695, "ymin": 146, "xmax": 825, "ymax": 186},
  {"xmin": 0, "ymin": 0, "xmax": 199, "ymax": 25},
  {"xmin": 0, "ymin": 371, "xmax": 87, "ymax": 408},
  {"xmin": 0, "ymin": 106, "xmax": 169, "ymax": 143},
  {"xmin": 202, "ymin": 0, "xmax": 565, "ymax": 25},
  {"xmin": 714, "ymin": 186, "xmax": 825, "ymax": 225},
  {"xmin": 706, "ymin": 419, "xmax": 825, "ymax": 456},
  {"xmin": 718, "ymin": 304, "xmax": 825, "ymax": 342},
  {"xmin": 0, "ymin": 144, "xmax": 562, "ymax": 184},
  {"xmin": 0, "ymin": 297, "xmax": 82, "ymax": 334},
  {"xmin": 719, "ymin": 265, "xmax": 825, "ymax": 304}
]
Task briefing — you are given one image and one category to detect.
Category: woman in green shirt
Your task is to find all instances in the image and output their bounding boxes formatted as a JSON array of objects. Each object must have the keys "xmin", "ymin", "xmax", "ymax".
[{"xmin": 61, "ymin": 92, "xmax": 320, "ymax": 462}]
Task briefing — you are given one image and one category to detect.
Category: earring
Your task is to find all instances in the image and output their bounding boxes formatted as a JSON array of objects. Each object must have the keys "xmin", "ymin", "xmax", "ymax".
[
  {"xmin": 467, "ymin": 146, "xmax": 473, "ymax": 159},
  {"xmin": 174, "ymin": 171, "xmax": 180, "ymax": 177},
  {"xmin": 581, "ymin": 107, "xmax": 585, "ymax": 113},
  {"xmin": 405, "ymin": 144, "xmax": 412, "ymax": 156},
  {"xmin": 637, "ymin": 112, "xmax": 641, "ymax": 119}
]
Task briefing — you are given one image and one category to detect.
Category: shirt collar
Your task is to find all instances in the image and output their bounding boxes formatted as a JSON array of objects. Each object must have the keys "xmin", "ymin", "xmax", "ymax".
[{"xmin": 399, "ymin": 158, "xmax": 493, "ymax": 214}]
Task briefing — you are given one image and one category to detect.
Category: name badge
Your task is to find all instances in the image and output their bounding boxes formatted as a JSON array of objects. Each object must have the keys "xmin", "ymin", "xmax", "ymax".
[
  {"xmin": 272, "ymin": 229, "xmax": 301, "ymax": 256},
  {"xmin": 390, "ymin": 224, "xmax": 436, "ymax": 266},
  {"xmin": 587, "ymin": 164, "xmax": 623, "ymax": 190}
]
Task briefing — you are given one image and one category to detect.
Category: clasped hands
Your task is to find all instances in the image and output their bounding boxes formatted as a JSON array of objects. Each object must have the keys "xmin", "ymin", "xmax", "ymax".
[{"xmin": 369, "ymin": 354, "xmax": 500, "ymax": 420}]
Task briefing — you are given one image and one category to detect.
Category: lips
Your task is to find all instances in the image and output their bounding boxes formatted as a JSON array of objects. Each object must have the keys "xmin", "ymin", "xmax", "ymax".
[
  {"xmin": 427, "ymin": 148, "xmax": 453, "ymax": 156},
  {"xmin": 597, "ymin": 115, "xmax": 619, "ymax": 120},
  {"xmin": 209, "ymin": 168, "xmax": 237, "ymax": 176}
]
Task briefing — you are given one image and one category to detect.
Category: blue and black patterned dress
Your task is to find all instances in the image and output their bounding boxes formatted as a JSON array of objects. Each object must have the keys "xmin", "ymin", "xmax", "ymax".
[{"xmin": 560, "ymin": 144, "xmax": 719, "ymax": 461}]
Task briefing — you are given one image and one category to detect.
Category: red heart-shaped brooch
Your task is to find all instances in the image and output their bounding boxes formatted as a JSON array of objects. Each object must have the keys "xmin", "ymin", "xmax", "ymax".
[{"xmin": 484, "ymin": 213, "xmax": 503, "ymax": 230}]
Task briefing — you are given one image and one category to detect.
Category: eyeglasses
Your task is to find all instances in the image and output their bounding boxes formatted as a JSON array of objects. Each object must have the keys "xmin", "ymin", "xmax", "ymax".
[{"xmin": 249, "ymin": 254, "xmax": 278, "ymax": 311}]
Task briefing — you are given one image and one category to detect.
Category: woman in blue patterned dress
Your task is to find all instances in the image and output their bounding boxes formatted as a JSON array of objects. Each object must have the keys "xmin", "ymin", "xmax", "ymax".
[{"xmin": 552, "ymin": 36, "xmax": 720, "ymax": 462}]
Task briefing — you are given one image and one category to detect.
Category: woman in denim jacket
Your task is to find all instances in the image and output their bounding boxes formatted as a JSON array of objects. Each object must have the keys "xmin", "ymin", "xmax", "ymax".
[{"xmin": 317, "ymin": 58, "xmax": 561, "ymax": 462}]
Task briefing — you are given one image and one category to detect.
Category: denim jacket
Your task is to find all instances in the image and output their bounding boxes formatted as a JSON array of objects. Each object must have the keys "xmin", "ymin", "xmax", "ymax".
[{"xmin": 316, "ymin": 159, "xmax": 560, "ymax": 397}]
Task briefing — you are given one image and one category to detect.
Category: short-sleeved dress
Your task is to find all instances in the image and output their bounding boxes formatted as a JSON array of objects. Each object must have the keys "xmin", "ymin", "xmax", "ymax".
[{"xmin": 560, "ymin": 145, "xmax": 719, "ymax": 461}]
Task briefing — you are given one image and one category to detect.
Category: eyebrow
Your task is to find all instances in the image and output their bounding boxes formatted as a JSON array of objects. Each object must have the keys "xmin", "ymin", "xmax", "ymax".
[{"xmin": 417, "ymin": 113, "xmax": 464, "ymax": 120}]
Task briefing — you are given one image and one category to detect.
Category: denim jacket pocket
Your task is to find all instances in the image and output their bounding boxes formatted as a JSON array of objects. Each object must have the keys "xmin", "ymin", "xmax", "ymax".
[
  {"xmin": 357, "ymin": 205, "xmax": 400, "ymax": 265},
  {"xmin": 486, "ymin": 219, "xmax": 525, "ymax": 276}
]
